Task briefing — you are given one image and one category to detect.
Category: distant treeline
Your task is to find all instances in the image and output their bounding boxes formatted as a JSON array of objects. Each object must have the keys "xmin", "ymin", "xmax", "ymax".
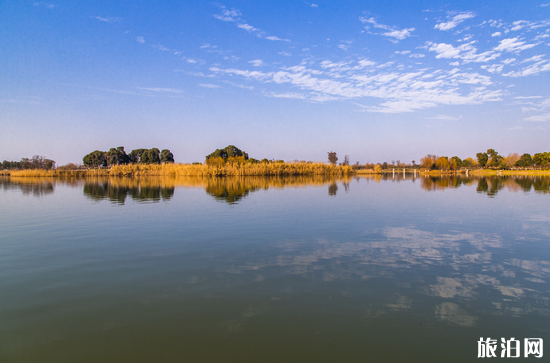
[
  {"xmin": 83, "ymin": 147, "xmax": 174, "ymax": 168},
  {"xmin": 1, "ymin": 155, "xmax": 56, "ymax": 170},
  {"xmin": 417, "ymin": 149, "xmax": 550, "ymax": 171}
]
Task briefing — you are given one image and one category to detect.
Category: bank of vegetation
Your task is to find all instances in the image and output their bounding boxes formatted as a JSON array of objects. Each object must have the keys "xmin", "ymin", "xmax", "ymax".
[{"xmin": 2, "ymin": 145, "xmax": 549, "ymax": 178}]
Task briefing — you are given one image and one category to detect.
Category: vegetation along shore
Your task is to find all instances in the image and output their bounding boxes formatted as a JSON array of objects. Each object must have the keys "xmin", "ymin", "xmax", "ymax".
[{"xmin": 2, "ymin": 145, "xmax": 549, "ymax": 177}]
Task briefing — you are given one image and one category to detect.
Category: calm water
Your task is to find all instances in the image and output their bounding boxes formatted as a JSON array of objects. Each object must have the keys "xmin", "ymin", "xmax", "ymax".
[{"xmin": 1, "ymin": 175, "xmax": 549, "ymax": 362}]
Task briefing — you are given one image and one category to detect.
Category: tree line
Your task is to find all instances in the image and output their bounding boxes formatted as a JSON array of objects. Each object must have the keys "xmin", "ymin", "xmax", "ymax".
[
  {"xmin": 2, "ymin": 155, "xmax": 56, "ymax": 170},
  {"xmin": 83, "ymin": 147, "xmax": 174, "ymax": 168}
]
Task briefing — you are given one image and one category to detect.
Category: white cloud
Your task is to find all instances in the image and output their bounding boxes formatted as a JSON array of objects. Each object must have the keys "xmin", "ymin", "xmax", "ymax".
[
  {"xmin": 249, "ymin": 59, "xmax": 264, "ymax": 67},
  {"xmin": 213, "ymin": 7, "xmax": 240, "ymax": 22},
  {"xmin": 199, "ymin": 84, "xmax": 221, "ymax": 88},
  {"xmin": 136, "ymin": 87, "xmax": 183, "ymax": 93},
  {"xmin": 279, "ymin": 51, "xmax": 291, "ymax": 56},
  {"xmin": 311, "ymin": 4, "xmax": 318, "ymax": 7},
  {"xmin": 409, "ymin": 53, "xmax": 425, "ymax": 58},
  {"xmin": 266, "ymin": 35, "xmax": 290, "ymax": 42},
  {"xmin": 434, "ymin": 12, "xmax": 475, "ymax": 31},
  {"xmin": 359, "ymin": 17, "xmax": 415, "ymax": 41},
  {"xmin": 427, "ymin": 41, "xmax": 500, "ymax": 63},
  {"xmin": 395, "ymin": 51, "xmax": 411, "ymax": 55},
  {"xmin": 136, "ymin": 36, "xmax": 145, "ymax": 44},
  {"xmin": 534, "ymin": 33, "xmax": 550, "ymax": 41},
  {"xmin": 33, "ymin": 2, "xmax": 55, "ymax": 9},
  {"xmin": 383, "ymin": 28, "xmax": 415, "ymax": 40},
  {"xmin": 481, "ymin": 64, "xmax": 504, "ymax": 73},
  {"xmin": 187, "ymin": 59, "xmax": 198, "ymax": 63},
  {"xmin": 210, "ymin": 59, "xmax": 502, "ymax": 113},
  {"xmin": 524, "ymin": 113, "xmax": 550, "ymax": 122},
  {"xmin": 502, "ymin": 58, "xmax": 516, "ymax": 64},
  {"xmin": 92, "ymin": 16, "xmax": 120, "ymax": 23},
  {"xmin": 541, "ymin": 3, "xmax": 550, "ymax": 7},
  {"xmin": 427, "ymin": 114, "xmax": 460, "ymax": 121},
  {"xmin": 514, "ymin": 96, "xmax": 543, "ymax": 99},
  {"xmin": 238, "ymin": 23, "xmax": 259, "ymax": 32},
  {"xmin": 507, "ymin": 126, "xmax": 523, "ymax": 130},
  {"xmin": 491, "ymin": 32, "xmax": 502, "ymax": 37},
  {"xmin": 504, "ymin": 60, "xmax": 550, "ymax": 77},
  {"xmin": 521, "ymin": 55, "xmax": 545, "ymax": 63}
]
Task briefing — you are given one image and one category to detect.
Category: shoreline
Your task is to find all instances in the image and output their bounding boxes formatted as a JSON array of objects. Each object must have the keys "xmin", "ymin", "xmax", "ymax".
[{"xmin": 2, "ymin": 165, "xmax": 550, "ymax": 178}]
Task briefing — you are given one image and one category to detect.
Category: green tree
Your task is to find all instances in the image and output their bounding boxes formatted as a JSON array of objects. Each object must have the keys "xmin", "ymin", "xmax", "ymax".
[
  {"xmin": 476, "ymin": 152, "xmax": 488, "ymax": 167},
  {"xmin": 160, "ymin": 149, "xmax": 174, "ymax": 163},
  {"xmin": 145, "ymin": 148, "xmax": 160, "ymax": 164},
  {"xmin": 129, "ymin": 149, "xmax": 148, "ymax": 163},
  {"xmin": 435, "ymin": 156, "xmax": 450, "ymax": 170},
  {"xmin": 206, "ymin": 145, "xmax": 249, "ymax": 161},
  {"xmin": 83, "ymin": 150, "xmax": 107, "ymax": 168},
  {"xmin": 450, "ymin": 156, "xmax": 462, "ymax": 170},
  {"xmin": 515, "ymin": 153, "xmax": 532, "ymax": 167},
  {"xmin": 486, "ymin": 149, "xmax": 502, "ymax": 167},
  {"xmin": 327, "ymin": 151, "xmax": 338, "ymax": 165}
]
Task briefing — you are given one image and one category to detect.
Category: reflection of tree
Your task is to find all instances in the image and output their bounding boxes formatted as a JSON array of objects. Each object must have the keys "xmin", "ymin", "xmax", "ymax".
[
  {"xmin": 83, "ymin": 179, "xmax": 174, "ymax": 204},
  {"xmin": 515, "ymin": 176, "xmax": 550, "ymax": 194},
  {"xmin": 0, "ymin": 177, "xmax": 55, "ymax": 197},
  {"xmin": 328, "ymin": 183, "xmax": 338, "ymax": 196},
  {"xmin": 416, "ymin": 175, "xmax": 549, "ymax": 197},
  {"xmin": 205, "ymin": 178, "xmax": 259, "ymax": 204}
]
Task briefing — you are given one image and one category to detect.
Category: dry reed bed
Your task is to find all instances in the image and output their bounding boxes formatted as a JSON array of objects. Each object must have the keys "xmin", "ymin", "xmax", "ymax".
[{"xmin": 7, "ymin": 162, "xmax": 354, "ymax": 178}]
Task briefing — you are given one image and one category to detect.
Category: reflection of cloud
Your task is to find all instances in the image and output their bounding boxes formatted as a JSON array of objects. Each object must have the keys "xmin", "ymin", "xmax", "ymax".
[{"xmin": 435, "ymin": 302, "xmax": 477, "ymax": 326}]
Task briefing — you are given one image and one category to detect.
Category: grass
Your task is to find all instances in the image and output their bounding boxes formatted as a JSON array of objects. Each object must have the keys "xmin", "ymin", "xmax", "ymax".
[{"xmin": 6, "ymin": 162, "xmax": 354, "ymax": 177}]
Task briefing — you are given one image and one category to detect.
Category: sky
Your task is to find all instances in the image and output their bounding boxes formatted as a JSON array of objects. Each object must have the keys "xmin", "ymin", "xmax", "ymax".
[{"xmin": 1, "ymin": 0, "xmax": 550, "ymax": 165}]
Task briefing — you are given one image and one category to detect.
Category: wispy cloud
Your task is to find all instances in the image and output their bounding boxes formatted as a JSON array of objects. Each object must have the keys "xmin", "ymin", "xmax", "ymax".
[
  {"xmin": 92, "ymin": 16, "xmax": 121, "ymax": 23},
  {"xmin": 33, "ymin": 2, "xmax": 55, "ymax": 9},
  {"xmin": 514, "ymin": 96, "xmax": 543, "ymax": 99},
  {"xmin": 524, "ymin": 113, "xmax": 550, "ymax": 122},
  {"xmin": 213, "ymin": 5, "xmax": 290, "ymax": 42},
  {"xmin": 503, "ymin": 60, "xmax": 550, "ymax": 77},
  {"xmin": 136, "ymin": 87, "xmax": 183, "ymax": 93},
  {"xmin": 494, "ymin": 37, "xmax": 540, "ymax": 53},
  {"xmin": 360, "ymin": 17, "xmax": 415, "ymax": 41},
  {"xmin": 199, "ymin": 83, "xmax": 221, "ymax": 88},
  {"xmin": 427, "ymin": 41, "xmax": 500, "ymax": 63},
  {"xmin": 249, "ymin": 59, "xmax": 264, "ymax": 67},
  {"xmin": 210, "ymin": 58, "xmax": 502, "ymax": 113},
  {"xmin": 434, "ymin": 12, "xmax": 475, "ymax": 31},
  {"xmin": 427, "ymin": 114, "xmax": 460, "ymax": 121},
  {"xmin": 136, "ymin": 36, "xmax": 145, "ymax": 44}
]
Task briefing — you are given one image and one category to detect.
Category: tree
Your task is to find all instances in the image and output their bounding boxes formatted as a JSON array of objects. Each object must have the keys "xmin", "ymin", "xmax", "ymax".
[
  {"xmin": 327, "ymin": 151, "xmax": 338, "ymax": 165},
  {"xmin": 129, "ymin": 149, "xmax": 148, "ymax": 163},
  {"xmin": 487, "ymin": 149, "xmax": 502, "ymax": 167},
  {"xmin": 206, "ymin": 145, "xmax": 249, "ymax": 161},
  {"xmin": 476, "ymin": 152, "xmax": 488, "ymax": 167},
  {"xmin": 420, "ymin": 154, "xmax": 437, "ymax": 169},
  {"xmin": 515, "ymin": 153, "xmax": 532, "ymax": 167},
  {"xmin": 83, "ymin": 150, "xmax": 107, "ymax": 168},
  {"xmin": 342, "ymin": 155, "xmax": 350, "ymax": 166},
  {"xmin": 160, "ymin": 149, "xmax": 174, "ymax": 163},
  {"xmin": 450, "ymin": 156, "xmax": 462, "ymax": 170},
  {"xmin": 145, "ymin": 148, "xmax": 160, "ymax": 164},
  {"xmin": 504, "ymin": 153, "xmax": 520, "ymax": 168},
  {"xmin": 435, "ymin": 156, "xmax": 450, "ymax": 170},
  {"xmin": 462, "ymin": 157, "xmax": 476, "ymax": 167}
]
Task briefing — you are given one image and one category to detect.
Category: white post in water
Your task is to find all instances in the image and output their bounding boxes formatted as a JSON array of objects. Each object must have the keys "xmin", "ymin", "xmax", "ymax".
[
  {"xmin": 414, "ymin": 169, "xmax": 417, "ymax": 177},
  {"xmin": 392, "ymin": 169, "xmax": 395, "ymax": 178},
  {"xmin": 403, "ymin": 169, "xmax": 406, "ymax": 178}
]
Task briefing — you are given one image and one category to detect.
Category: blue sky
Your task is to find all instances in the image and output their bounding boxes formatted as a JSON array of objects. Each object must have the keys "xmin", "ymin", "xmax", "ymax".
[{"xmin": 1, "ymin": 0, "xmax": 550, "ymax": 165}]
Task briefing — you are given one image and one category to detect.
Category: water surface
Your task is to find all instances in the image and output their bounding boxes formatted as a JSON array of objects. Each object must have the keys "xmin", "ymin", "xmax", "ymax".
[{"xmin": 1, "ymin": 175, "xmax": 549, "ymax": 362}]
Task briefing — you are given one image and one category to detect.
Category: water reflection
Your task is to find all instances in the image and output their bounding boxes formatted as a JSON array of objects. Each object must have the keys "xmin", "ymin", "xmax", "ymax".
[
  {"xmin": 83, "ymin": 178, "xmax": 175, "ymax": 204},
  {"xmin": 2, "ymin": 175, "xmax": 549, "ymax": 202}
]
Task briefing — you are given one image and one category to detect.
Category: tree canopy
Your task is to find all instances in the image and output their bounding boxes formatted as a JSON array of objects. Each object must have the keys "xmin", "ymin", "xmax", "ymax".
[
  {"xmin": 83, "ymin": 147, "xmax": 174, "ymax": 167},
  {"xmin": 206, "ymin": 145, "xmax": 249, "ymax": 161}
]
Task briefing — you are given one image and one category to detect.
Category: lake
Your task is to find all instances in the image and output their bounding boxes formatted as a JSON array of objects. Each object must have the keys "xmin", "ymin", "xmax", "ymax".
[{"xmin": 1, "ymin": 174, "xmax": 549, "ymax": 362}]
